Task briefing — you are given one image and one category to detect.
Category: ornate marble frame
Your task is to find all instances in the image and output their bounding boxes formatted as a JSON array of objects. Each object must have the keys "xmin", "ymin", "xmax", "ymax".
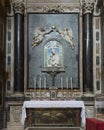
[{"xmin": 24, "ymin": 0, "xmax": 83, "ymax": 95}]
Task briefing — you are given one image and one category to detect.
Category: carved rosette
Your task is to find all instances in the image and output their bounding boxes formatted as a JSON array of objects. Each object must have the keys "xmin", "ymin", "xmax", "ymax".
[
  {"xmin": 11, "ymin": 0, "xmax": 25, "ymax": 14},
  {"xmin": 81, "ymin": 0, "xmax": 94, "ymax": 14}
]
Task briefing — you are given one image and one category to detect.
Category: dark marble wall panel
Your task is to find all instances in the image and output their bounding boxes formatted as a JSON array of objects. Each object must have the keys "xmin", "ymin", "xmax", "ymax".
[{"xmin": 28, "ymin": 13, "xmax": 79, "ymax": 89}]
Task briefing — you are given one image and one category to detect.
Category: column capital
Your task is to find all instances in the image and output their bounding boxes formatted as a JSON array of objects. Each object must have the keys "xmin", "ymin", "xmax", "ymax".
[
  {"xmin": 11, "ymin": 0, "xmax": 25, "ymax": 14},
  {"xmin": 80, "ymin": 0, "xmax": 94, "ymax": 14}
]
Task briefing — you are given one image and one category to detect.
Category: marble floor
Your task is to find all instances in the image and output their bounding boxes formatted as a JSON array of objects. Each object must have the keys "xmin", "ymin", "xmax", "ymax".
[
  {"xmin": 1, "ymin": 127, "xmax": 85, "ymax": 130},
  {"xmin": 0, "ymin": 128, "xmax": 85, "ymax": 130}
]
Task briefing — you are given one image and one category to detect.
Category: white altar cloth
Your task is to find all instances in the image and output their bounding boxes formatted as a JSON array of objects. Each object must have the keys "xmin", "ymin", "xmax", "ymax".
[{"xmin": 21, "ymin": 100, "xmax": 85, "ymax": 127}]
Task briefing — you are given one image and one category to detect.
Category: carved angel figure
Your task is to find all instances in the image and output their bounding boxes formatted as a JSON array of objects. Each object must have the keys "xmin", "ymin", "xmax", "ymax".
[
  {"xmin": 57, "ymin": 28, "xmax": 75, "ymax": 49},
  {"xmin": 32, "ymin": 27, "xmax": 52, "ymax": 48},
  {"xmin": 32, "ymin": 28, "xmax": 46, "ymax": 48}
]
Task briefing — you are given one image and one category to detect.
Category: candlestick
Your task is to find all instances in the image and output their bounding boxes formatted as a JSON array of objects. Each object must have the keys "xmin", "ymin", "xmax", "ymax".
[
  {"xmin": 34, "ymin": 77, "xmax": 36, "ymax": 89},
  {"xmin": 66, "ymin": 77, "xmax": 68, "ymax": 89},
  {"xmin": 39, "ymin": 76, "xmax": 41, "ymax": 89},
  {"xmin": 70, "ymin": 77, "xmax": 73, "ymax": 89},
  {"xmin": 61, "ymin": 77, "xmax": 63, "ymax": 89},
  {"xmin": 44, "ymin": 76, "xmax": 46, "ymax": 89}
]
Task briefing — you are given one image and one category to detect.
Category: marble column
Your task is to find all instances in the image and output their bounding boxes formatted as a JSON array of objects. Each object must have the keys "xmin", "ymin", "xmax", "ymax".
[
  {"xmin": 12, "ymin": 0, "xmax": 24, "ymax": 93},
  {"xmin": 82, "ymin": 0, "xmax": 94, "ymax": 92}
]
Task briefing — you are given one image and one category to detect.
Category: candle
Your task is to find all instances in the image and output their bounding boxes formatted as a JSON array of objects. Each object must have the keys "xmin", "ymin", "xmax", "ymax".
[
  {"xmin": 70, "ymin": 77, "xmax": 73, "ymax": 89},
  {"xmin": 66, "ymin": 77, "xmax": 68, "ymax": 89},
  {"xmin": 44, "ymin": 76, "xmax": 46, "ymax": 89},
  {"xmin": 34, "ymin": 77, "xmax": 36, "ymax": 89},
  {"xmin": 61, "ymin": 77, "xmax": 63, "ymax": 89}
]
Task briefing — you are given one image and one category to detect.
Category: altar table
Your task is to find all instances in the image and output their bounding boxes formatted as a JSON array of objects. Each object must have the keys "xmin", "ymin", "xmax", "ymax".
[
  {"xmin": 21, "ymin": 100, "xmax": 85, "ymax": 127},
  {"xmin": 86, "ymin": 118, "xmax": 104, "ymax": 130}
]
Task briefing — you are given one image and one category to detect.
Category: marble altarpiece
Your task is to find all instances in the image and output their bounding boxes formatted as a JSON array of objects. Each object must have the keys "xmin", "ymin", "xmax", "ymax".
[{"xmin": 4, "ymin": 0, "xmax": 104, "ymax": 130}]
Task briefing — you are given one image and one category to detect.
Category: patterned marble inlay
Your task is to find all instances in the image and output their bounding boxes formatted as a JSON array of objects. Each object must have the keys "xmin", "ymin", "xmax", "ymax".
[
  {"xmin": 96, "ymin": 18, "xmax": 99, "ymax": 29},
  {"xmin": 96, "ymin": 68, "xmax": 100, "ymax": 79},
  {"xmin": 96, "ymin": 56, "xmax": 100, "ymax": 65},
  {"xmin": 96, "ymin": 81, "xmax": 100, "ymax": 90},
  {"xmin": 96, "ymin": 43, "xmax": 99, "ymax": 54}
]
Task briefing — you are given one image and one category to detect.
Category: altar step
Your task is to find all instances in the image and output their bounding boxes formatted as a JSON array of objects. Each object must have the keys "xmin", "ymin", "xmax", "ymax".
[{"xmin": 25, "ymin": 126, "xmax": 83, "ymax": 130}]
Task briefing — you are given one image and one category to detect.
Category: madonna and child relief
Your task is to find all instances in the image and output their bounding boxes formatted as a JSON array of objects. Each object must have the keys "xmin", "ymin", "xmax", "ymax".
[
  {"xmin": 44, "ymin": 40, "xmax": 63, "ymax": 68},
  {"xmin": 48, "ymin": 48, "xmax": 60, "ymax": 67}
]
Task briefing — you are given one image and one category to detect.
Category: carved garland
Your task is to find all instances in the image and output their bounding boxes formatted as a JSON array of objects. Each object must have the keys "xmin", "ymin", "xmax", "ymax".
[{"xmin": 26, "ymin": 5, "xmax": 80, "ymax": 13}]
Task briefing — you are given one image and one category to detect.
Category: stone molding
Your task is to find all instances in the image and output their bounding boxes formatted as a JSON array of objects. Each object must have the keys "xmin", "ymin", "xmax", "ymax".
[
  {"xmin": 11, "ymin": 0, "xmax": 25, "ymax": 14},
  {"xmin": 81, "ymin": 0, "xmax": 94, "ymax": 14},
  {"xmin": 26, "ymin": 0, "xmax": 79, "ymax": 4}
]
